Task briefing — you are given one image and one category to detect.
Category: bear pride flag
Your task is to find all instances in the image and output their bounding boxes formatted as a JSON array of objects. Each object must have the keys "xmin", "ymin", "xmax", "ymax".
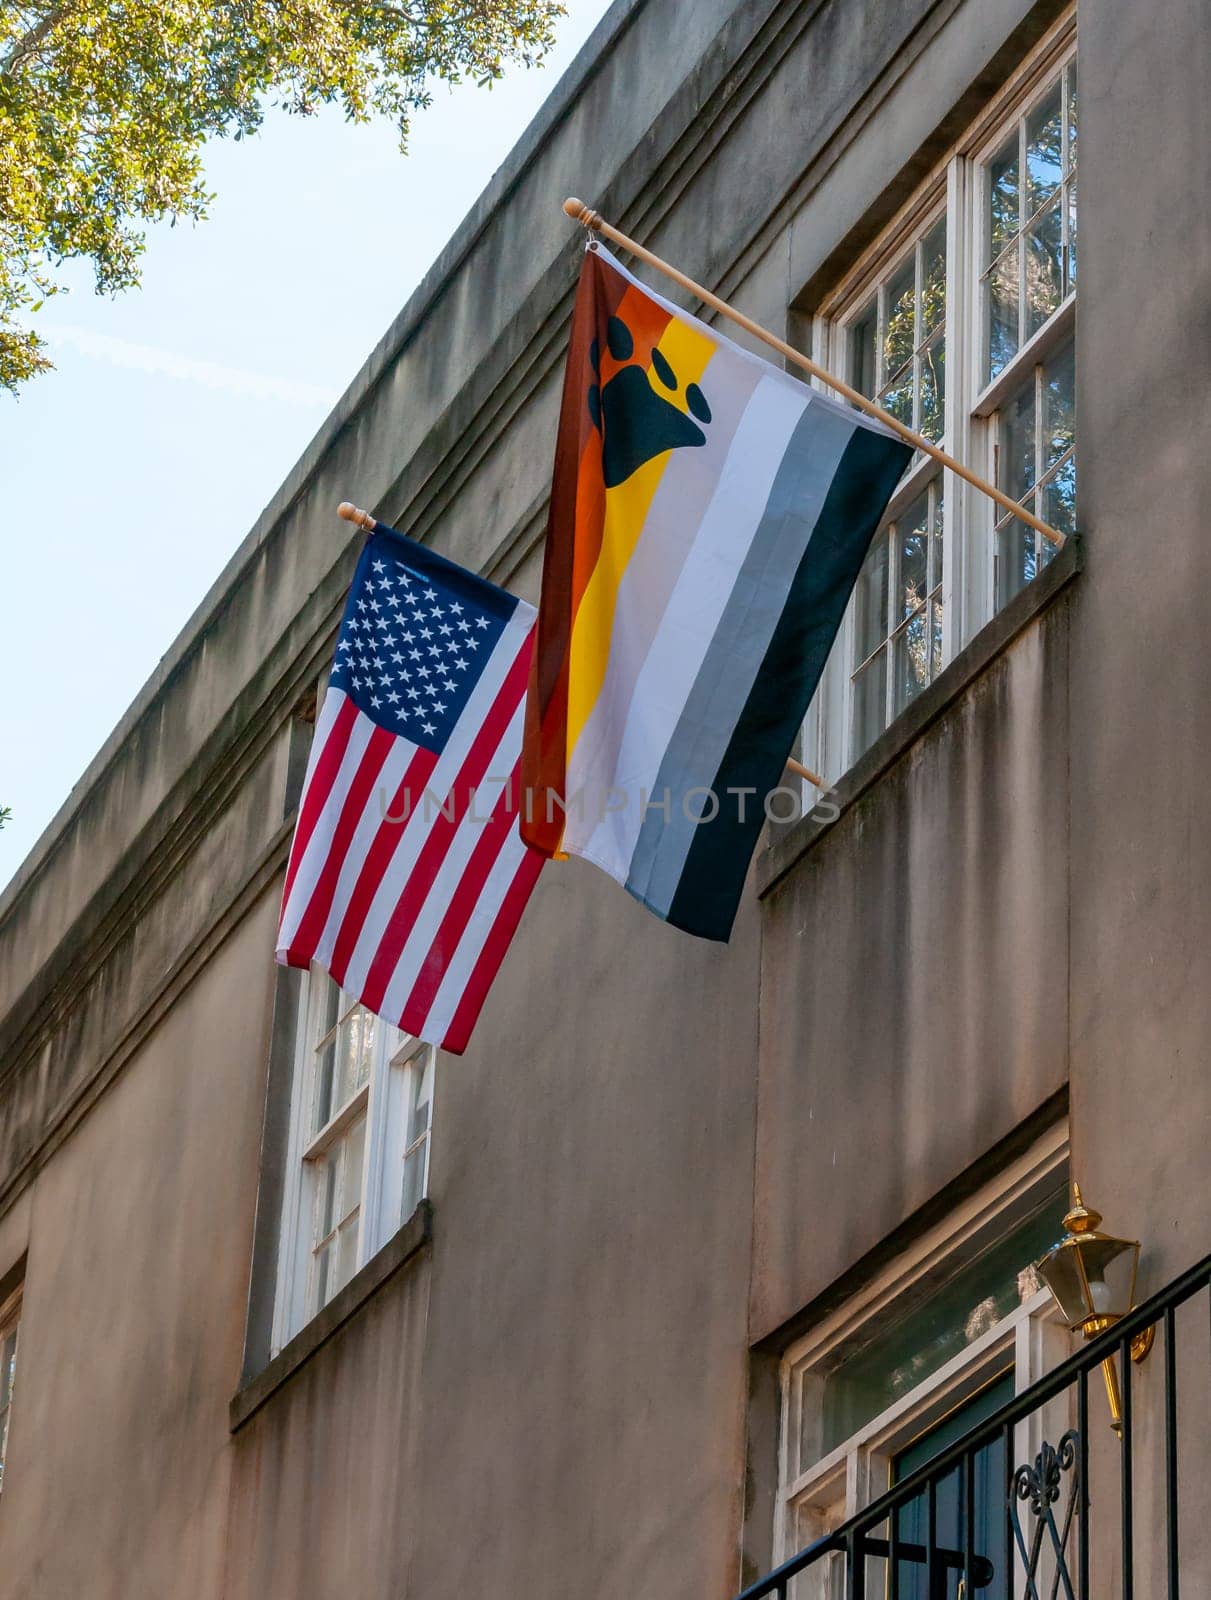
[{"xmin": 521, "ymin": 244, "xmax": 911, "ymax": 942}]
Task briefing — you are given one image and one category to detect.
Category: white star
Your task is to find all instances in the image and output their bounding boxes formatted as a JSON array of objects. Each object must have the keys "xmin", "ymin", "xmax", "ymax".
[
  {"xmin": 356, "ymin": 599, "xmax": 368, "ymax": 613},
  {"xmin": 466, "ymin": 638, "xmax": 479, "ymax": 651},
  {"xmin": 379, "ymin": 675, "xmax": 392, "ymax": 688},
  {"xmin": 388, "ymin": 594, "xmax": 402, "ymax": 609},
  {"xmin": 445, "ymin": 639, "xmax": 460, "ymax": 653},
  {"xmin": 424, "ymin": 588, "xmax": 437, "ymax": 601},
  {"xmin": 337, "ymin": 640, "xmax": 352, "ymax": 652},
  {"xmin": 405, "ymin": 590, "xmax": 420, "ymax": 606},
  {"xmin": 399, "ymin": 669, "xmax": 411, "ymax": 683},
  {"xmin": 391, "ymin": 652, "xmax": 404, "ymax": 665},
  {"xmin": 372, "ymin": 559, "xmax": 385, "ymax": 573},
  {"xmin": 401, "ymin": 632, "xmax": 414, "ymax": 644},
  {"xmin": 429, "ymin": 605, "xmax": 444, "ymax": 619},
  {"xmin": 409, "ymin": 649, "xmax": 422, "ymax": 662},
  {"xmin": 457, "ymin": 619, "xmax": 470, "ymax": 633},
  {"xmin": 438, "ymin": 623, "xmax": 453, "ymax": 637},
  {"xmin": 419, "ymin": 627, "xmax": 433, "ymax": 641},
  {"xmin": 453, "ymin": 657, "xmax": 467, "ymax": 671},
  {"xmin": 369, "ymin": 599, "xmax": 381, "ymax": 614},
  {"xmin": 370, "ymin": 695, "xmax": 382, "ymax": 708},
  {"xmin": 417, "ymin": 665, "xmax": 431, "ymax": 679},
  {"xmin": 352, "ymin": 675, "xmax": 363, "ymax": 689},
  {"xmin": 428, "ymin": 645, "xmax": 442, "ymax": 659},
  {"xmin": 407, "ymin": 687, "xmax": 420, "ymax": 700},
  {"xmin": 474, "ymin": 615, "xmax": 489, "ymax": 630},
  {"xmin": 450, "ymin": 601, "xmax": 463, "ymax": 615},
  {"xmin": 373, "ymin": 655, "xmax": 385, "ymax": 669},
  {"xmin": 422, "ymin": 721, "xmax": 436, "ymax": 736},
  {"xmin": 432, "ymin": 702, "xmax": 446, "ymax": 715},
  {"xmin": 387, "ymin": 691, "xmax": 401, "ymax": 705}
]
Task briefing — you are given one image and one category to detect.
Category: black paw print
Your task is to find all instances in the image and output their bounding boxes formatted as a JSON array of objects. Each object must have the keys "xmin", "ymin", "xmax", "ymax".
[{"xmin": 588, "ymin": 314, "xmax": 712, "ymax": 488}]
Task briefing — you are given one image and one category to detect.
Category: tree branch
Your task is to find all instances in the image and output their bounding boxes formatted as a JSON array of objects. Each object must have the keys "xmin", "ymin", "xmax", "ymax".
[{"xmin": 1, "ymin": 3, "xmax": 72, "ymax": 77}]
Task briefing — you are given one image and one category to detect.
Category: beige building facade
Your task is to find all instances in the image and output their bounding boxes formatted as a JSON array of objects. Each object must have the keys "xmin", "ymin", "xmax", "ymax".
[{"xmin": 1, "ymin": 0, "xmax": 1208, "ymax": 1595}]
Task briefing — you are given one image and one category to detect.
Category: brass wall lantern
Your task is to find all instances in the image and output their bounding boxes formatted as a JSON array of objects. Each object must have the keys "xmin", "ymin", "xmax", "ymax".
[{"xmin": 1035, "ymin": 1183, "xmax": 1154, "ymax": 1435}]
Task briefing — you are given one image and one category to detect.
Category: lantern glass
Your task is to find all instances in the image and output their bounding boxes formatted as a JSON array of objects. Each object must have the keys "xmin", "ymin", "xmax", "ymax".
[{"xmin": 1037, "ymin": 1232, "xmax": 1140, "ymax": 1332}]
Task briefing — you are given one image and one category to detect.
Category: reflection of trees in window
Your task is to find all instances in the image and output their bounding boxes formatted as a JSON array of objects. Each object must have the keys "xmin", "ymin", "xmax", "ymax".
[
  {"xmin": 850, "ymin": 216, "xmax": 947, "ymax": 445},
  {"xmin": 994, "ymin": 340, "xmax": 1075, "ymax": 607},
  {"xmin": 851, "ymin": 481, "xmax": 944, "ymax": 760},
  {"xmin": 984, "ymin": 62, "xmax": 1077, "ymax": 381}
]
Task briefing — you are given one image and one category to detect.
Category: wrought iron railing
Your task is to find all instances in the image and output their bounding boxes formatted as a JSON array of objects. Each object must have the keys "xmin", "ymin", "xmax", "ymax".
[{"xmin": 737, "ymin": 1251, "xmax": 1211, "ymax": 1600}]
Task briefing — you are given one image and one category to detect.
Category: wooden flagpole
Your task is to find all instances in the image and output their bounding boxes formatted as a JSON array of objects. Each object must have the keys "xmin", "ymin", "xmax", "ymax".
[
  {"xmin": 561, "ymin": 198, "xmax": 1066, "ymax": 551},
  {"xmin": 337, "ymin": 502, "xmax": 825, "ymax": 788}
]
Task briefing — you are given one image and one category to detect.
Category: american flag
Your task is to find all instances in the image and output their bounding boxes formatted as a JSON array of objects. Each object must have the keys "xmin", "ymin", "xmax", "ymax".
[{"xmin": 277, "ymin": 523, "xmax": 543, "ymax": 1054}]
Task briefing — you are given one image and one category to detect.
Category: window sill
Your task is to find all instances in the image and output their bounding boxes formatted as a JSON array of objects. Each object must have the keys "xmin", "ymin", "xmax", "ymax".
[
  {"xmin": 229, "ymin": 1199, "xmax": 433, "ymax": 1432},
  {"xmin": 758, "ymin": 534, "xmax": 1081, "ymax": 898}
]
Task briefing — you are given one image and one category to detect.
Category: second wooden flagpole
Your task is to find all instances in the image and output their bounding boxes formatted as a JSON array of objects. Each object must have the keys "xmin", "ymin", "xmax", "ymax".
[
  {"xmin": 336, "ymin": 504, "xmax": 829, "ymax": 792},
  {"xmin": 561, "ymin": 197, "xmax": 1065, "ymax": 551}
]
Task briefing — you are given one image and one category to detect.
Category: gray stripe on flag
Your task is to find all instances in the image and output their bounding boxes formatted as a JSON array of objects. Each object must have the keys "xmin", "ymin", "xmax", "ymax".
[{"xmin": 626, "ymin": 397, "xmax": 857, "ymax": 917}]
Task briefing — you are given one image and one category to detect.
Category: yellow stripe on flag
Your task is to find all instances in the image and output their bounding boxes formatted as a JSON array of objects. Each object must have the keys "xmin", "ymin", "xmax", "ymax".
[{"xmin": 565, "ymin": 316, "xmax": 717, "ymax": 756}]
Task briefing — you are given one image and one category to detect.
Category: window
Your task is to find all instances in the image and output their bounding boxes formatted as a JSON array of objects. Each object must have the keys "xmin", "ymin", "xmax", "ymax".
[
  {"xmin": 775, "ymin": 1128, "xmax": 1071, "ymax": 1598},
  {"xmin": 806, "ymin": 18, "xmax": 1076, "ymax": 778},
  {"xmin": 0, "ymin": 1286, "xmax": 20, "ymax": 1493},
  {"xmin": 273, "ymin": 968, "xmax": 435, "ymax": 1350}
]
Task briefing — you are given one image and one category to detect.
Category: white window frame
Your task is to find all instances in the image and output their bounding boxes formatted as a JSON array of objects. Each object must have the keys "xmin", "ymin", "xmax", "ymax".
[
  {"xmin": 774, "ymin": 1123, "xmax": 1072, "ymax": 1592},
  {"xmin": 801, "ymin": 11, "xmax": 1076, "ymax": 793},
  {"xmin": 271, "ymin": 967, "xmax": 436, "ymax": 1353},
  {"xmin": 0, "ymin": 1283, "xmax": 21, "ymax": 1494}
]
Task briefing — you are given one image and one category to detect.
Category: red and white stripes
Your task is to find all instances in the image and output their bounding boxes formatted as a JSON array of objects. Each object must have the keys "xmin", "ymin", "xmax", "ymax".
[{"xmin": 277, "ymin": 605, "xmax": 543, "ymax": 1053}]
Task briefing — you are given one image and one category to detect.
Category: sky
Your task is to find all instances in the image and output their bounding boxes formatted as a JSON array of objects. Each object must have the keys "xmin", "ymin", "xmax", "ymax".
[{"xmin": 0, "ymin": 0, "xmax": 614, "ymax": 890}]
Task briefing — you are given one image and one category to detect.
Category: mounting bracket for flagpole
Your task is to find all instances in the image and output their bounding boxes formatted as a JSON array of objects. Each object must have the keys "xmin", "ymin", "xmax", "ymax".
[{"xmin": 561, "ymin": 197, "xmax": 1066, "ymax": 553}]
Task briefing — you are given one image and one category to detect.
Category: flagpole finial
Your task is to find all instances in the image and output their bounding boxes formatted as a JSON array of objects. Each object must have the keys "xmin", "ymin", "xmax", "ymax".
[
  {"xmin": 563, "ymin": 196, "xmax": 602, "ymax": 230},
  {"xmin": 338, "ymin": 501, "xmax": 377, "ymax": 533}
]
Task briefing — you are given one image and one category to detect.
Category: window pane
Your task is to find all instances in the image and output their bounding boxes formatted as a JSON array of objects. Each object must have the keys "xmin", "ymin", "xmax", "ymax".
[
  {"xmin": 852, "ymin": 651, "xmax": 887, "ymax": 760},
  {"xmin": 812, "ymin": 1195, "xmax": 1066, "ymax": 1462},
  {"xmin": 883, "ymin": 259, "xmax": 916, "ymax": 379},
  {"xmin": 850, "ymin": 301, "xmax": 878, "ymax": 398},
  {"xmin": 1066, "ymin": 60, "xmax": 1078, "ymax": 167},
  {"xmin": 854, "ymin": 538, "xmax": 889, "ymax": 665},
  {"xmin": 988, "ymin": 134, "xmax": 1020, "ymax": 260},
  {"xmin": 1066, "ymin": 175, "xmax": 1077, "ymax": 291},
  {"xmin": 402, "ymin": 1145, "xmax": 427, "ymax": 1222},
  {"xmin": 1025, "ymin": 195, "xmax": 1064, "ymax": 338},
  {"xmin": 920, "ymin": 219, "xmax": 946, "ymax": 338},
  {"xmin": 879, "ymin": 368, "xmax": 914, "ymax": 431},
  {"xmin": 1043, "ymin": 458, "xmax": 1077, "ymax": 543},
  {"xmin": 336, "ymin": 1215, "xmax": 361, "ymax": 1294},
  {"xmin": 1026, "ymin": 83, "xmax": 1063, "ymax": 212},
  {"xmin": 317, "ymin": 1155, "xmax": 338, "ymax": 1240},
  {"xmin": 893, "ymin": 607, "xmax": 931, "ymax": 717},
  {"xmin": 987, "ymin": 251, "xmax": 1019, "ymax": 380},
  {"xmin": 406, "ymin": 1060, "xmax": 433, "ymax": 1147},
  {"xmin": 312, "ymin": 1241, "xmax": 332, "ymax": 1311},
  {"xmin": 342, "ymin": 1116, "xmax": 367, "ymax": 1224},
  {"xmin": 999, "ymin": 377, "xmax": 1036, "ymax": 504},
  {"xmin": 1043, "ymin": 341, "xmax": 1075, "ymax": 471},
  {"xmin": 919, "ymin": 333, "xmax": 945, "ymax": 443},
  {"xmin": 897, "ymin": 497, "xmax": 930, "ymax": 621},
  {"xmin": 930, "ymin": 597, "xmax": 944, "ymax": 682},
  {"xmin": 997, "ymin": 516, "xmax": 1037, "ymax": 610},
  {"xmin": 313, "ymin": 1036, "xmax": 337, "ymax": 1133}
]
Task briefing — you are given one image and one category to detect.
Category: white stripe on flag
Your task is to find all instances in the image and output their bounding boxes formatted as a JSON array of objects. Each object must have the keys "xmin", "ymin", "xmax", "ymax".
[
  {"xmin": 418, "ymin": 818, "xmax": 533, "ymax": 1045},
  {"xmin": 309, "ymin": 731, "xmax": 426, "ymax": 970},
  {"xmin": 276, "ymin": 699, "xmax": 378, "ymax": 954},
  {"xmin": 374, "ymin": 700, "xmax": 526, "ymax": 1022}
]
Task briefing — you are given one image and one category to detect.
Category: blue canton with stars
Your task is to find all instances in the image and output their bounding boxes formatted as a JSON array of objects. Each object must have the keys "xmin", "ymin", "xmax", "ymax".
[{"xmin": 329, "ymin": 525, "xmax": 518, "ymax": 755}]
